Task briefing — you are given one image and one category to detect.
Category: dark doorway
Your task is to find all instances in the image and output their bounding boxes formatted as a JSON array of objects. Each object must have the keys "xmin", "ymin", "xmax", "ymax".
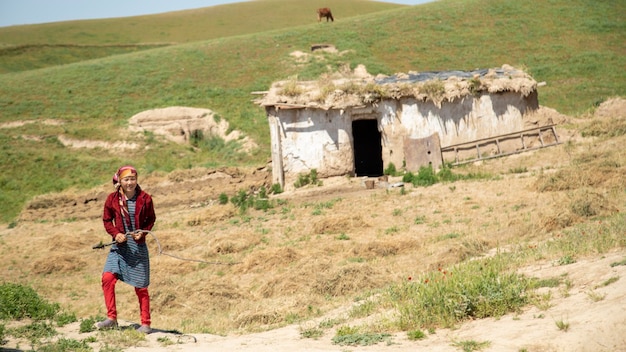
[{"xmin": 352, "ymin": 119, "xmax": 383, "ymax": 177}]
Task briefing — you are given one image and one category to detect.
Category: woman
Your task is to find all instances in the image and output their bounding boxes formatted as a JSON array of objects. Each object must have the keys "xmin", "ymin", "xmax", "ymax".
[{"xmin": 98, "ymin": 165, "xmax": 156, "ymax": 334}]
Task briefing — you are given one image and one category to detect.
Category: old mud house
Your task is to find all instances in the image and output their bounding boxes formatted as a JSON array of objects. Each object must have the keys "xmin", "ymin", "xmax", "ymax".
[{"xmin": 256, "ymin": 64, "xmax": 554, "ymax": 187}]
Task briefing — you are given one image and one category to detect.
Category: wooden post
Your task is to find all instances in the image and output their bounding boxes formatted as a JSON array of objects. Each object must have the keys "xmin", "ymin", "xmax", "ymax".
[{"xmin": 268, "ymin": 113, "xmax": 284, "ymax": 188}]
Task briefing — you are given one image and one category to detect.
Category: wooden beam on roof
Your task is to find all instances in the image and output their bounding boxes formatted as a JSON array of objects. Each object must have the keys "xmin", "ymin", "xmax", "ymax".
[{"xmin": 274, "ymin": 103, "xmax": 309, "ymax": 110}]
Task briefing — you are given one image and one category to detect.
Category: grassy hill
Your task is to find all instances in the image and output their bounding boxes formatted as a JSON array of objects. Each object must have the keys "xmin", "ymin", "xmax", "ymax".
[
  {"xmin": 0, "ymin": 0, "xmax": 403, "ymax": 45},
  {"xmin": 0, "ymin": 0, "xmax": 404, "ymax": 73},
  {"xmin": 0, "ymin": 1, "xmax": 625, "ymax": 349},
  {"xmin": 0, "ymin": 0, "xmax": 625, "ymax": 223}
]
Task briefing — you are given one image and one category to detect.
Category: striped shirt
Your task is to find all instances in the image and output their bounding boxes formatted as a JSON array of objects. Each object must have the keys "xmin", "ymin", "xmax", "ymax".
[{"xmin": 124, "ymin": 198, "xmax": 136, "ymax": 233}]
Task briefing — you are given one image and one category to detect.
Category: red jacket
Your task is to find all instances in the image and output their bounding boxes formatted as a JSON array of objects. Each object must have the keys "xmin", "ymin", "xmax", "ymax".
[{"xmin": 102, "ymin": 186, "xmax": 156, "ymax": 244}]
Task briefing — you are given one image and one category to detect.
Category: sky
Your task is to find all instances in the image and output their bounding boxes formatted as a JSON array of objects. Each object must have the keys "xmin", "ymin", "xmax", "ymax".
[{"xmin": 0, "ymin": 0, "xmax": 432, "ymax": 27}]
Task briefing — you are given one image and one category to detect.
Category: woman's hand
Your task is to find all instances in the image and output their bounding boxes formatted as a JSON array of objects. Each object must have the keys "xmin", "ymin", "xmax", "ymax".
[
  {"xmin": 132, "ymin": 231, "xmax": 145, "ymax": 241},
  {"xmin": 115, "ymin": 233, "xmax": 127, "ymax": 243}
]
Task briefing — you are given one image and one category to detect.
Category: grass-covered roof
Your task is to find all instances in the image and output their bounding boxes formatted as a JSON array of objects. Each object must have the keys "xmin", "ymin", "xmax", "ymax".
[{"xmin": 257, "ymin": 64, "xmax": 536, "ymax": 110}]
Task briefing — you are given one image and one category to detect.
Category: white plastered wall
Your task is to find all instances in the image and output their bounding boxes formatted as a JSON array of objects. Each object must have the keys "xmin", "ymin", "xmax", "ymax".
[
  {"xmin": 268, "ymin": 90, "xmax": 537, "ymax": 186},
  {"xmin": 269, "ymin": 108, "xmax": 355, "ymax": 185}
]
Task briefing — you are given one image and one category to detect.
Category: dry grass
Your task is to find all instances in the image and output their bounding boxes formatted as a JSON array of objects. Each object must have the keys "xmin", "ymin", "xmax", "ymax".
[
  {"xmin": 258, "ymin": 64, "xmax": 537, "ymax": 109},
  {"xmin": 1, "ymin": 99, "xmax": 625, "ymax": 336}
]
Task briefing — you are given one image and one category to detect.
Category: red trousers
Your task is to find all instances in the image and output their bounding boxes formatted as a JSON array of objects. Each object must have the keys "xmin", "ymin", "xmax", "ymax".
[{"xmin": 102, "ymin": 272, "xmax": 151, "ymax": 326}]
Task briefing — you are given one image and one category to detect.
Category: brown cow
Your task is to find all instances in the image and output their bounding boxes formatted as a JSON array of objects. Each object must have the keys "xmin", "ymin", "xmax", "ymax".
[{"xmin": 317, "ymin": 8, "xmax": 334, "ymax": 22}]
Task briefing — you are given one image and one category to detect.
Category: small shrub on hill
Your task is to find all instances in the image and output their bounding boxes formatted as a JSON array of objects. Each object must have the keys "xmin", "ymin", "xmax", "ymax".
[
  {"xmin": 332, "ymin": 325, "xmax": 392, "ymax": 346},
  {"xmin": 387, "ymin": 255, "xmax": 530, "ymax": 330},
  {"xmin": 270, "ymin": 183, "xmax": 283, "ymax": 194},
  {"xmin": 280, "ymin": 77, "xmax": 304, "ymax": 97},
  {"xmin": 79, "ymin": 317, "xmax": 98, "ymax": 333},
  {"xmin": 402, "ymin": 165, "xmax": 491, "ymax": 187},
  {"xmin": 403, "ymin": 166, "xmax": 437, "ymax": 186},
  {"xmin": 218, "ymin": 192, "xmax": 229, "ymax": 205},
  {"xmin": 294, "ymin": 169, "xmax": 321, "ymax": 188},
  {"xmin": 407, "ymin": 329, "xmax": 426, "ymax": 340},
  {"xmin": 55, "ymin": 311, "xmax": 77, "ymax": 327},
  {"xmin": 230, "ymin": 189, "xmax": 250, "ymax": 212},
  {"xmin": 230, "ymin": 187, "xmax": 279, "ymax": 213},
  {"xmin": 384, "ymin": 162, "xmax": 404, "ymax": 176}
]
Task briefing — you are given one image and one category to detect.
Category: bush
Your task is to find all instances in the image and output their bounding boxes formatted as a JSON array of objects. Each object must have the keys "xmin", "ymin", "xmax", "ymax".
[
  {"xmin": 258, "ymin": 186, "xmax": 267, "ymax": 199},
  {"xmin": 403, "ymin": 166, "xmax": 438, "ymax": 186},
  {"xmin": 0, "ymin": 283, "xmax": 60, "ymax": 320},
  {"xmin": 388, "ymin": 255, "xmax": 530, "ymax": 330},
  {"xmin": 79, "ymin": 317, "xmax": 98, "ymax": 333},
  {"xmin": 10, "ymin": 321, "xmax": 57, "ymax": 341},
  {"xmin": 332, "ymin": 325, "xmax": 392, "ymax": 346},
  {"xmin": 402, "ymin": 166, "xmax": 488, "ymax": 187},
  {"xmin": 436, "ymin": 166, "xmax": 461, "ymax": 182},
  {"xmin": 254, "ymin": 198, "xmax": 271, "ymax": 211},
  {"xmin": 294, "ymin": 173, "xmax": 310, "ymax": 188},
  {"xmin": 294, "ymin": 169, "xmax": 321, "ymax": 188},
  {"xmin": 55, "ymin": 311, "xmax": 77, "ymax": 327},
  {"xmin": 230, "ymin": 189, "xmax": 250, "ymax": 212},
  {"xmin": 384, "ymin": 163, "xmax": 402, "ymax": 176},
  {"xmin": 407, "ymin": 329, "xmax": 426, "ymax": 340},
  {"xmin": 230, "ymin": 188, "xmax": 276, "ymax": 213},
  {"xmin": 270, "ymin": 183, "xmax": 283, "ymax": 194},
  {"xmin": 402, "ymin": 171, "xmax": 415, "ymax": 184}
]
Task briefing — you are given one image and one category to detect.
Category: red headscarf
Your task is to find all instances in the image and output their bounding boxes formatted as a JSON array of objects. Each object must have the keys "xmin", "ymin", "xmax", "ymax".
[
  {"xmin": 112, "ymin": 165, "xmax": 138, "ymax": 186},
  {"xmin": 113, "ymin": 165, "xmax": 138, "ymax": 230}
]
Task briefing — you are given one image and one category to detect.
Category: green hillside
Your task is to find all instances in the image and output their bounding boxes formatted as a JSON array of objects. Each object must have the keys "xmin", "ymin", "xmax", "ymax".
[
  {"xmin": 0, "ymin": 0, "xmax": 404, "ymax": 73},
  {"xmin": 0, "ymin": 0, "xmax": 402, "ymax": 45},
  {"xmin": 0, "ymin": 0, "xmax": 624, "ymax": 223}
]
